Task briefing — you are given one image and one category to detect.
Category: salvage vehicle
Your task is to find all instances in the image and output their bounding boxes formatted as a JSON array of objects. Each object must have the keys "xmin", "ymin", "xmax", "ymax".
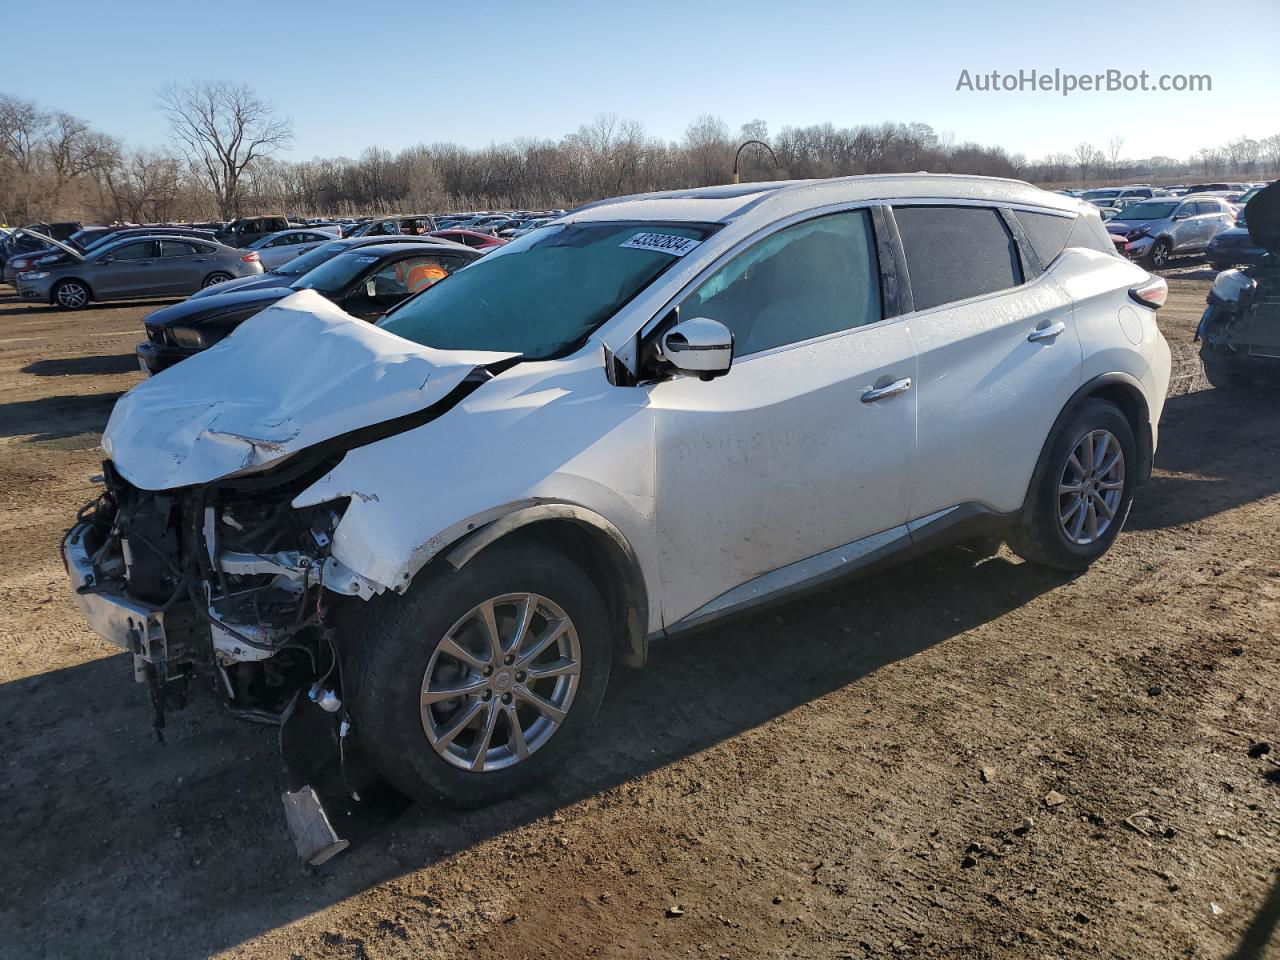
[
  {"xmin": 1197, "ymin": 181, "xmax": 1280, "ymax": 389},
  {"xmin": 16, "ymin": 234, "xmax": 263, "ymax": 309},
  {"xmin": 242, "ymin": 227, "xmax": 343, "ymax": 270},
  {"xmin": 1106, "ymin": 195, "xmax": 1236, "ymax": 268},
  {"xmin": 137, "ymin": 241, "xmax": 478, "ymax": 373},
  {"xmin": 215, "ymin": 215, "xmax": 291, "ymax": 247},
  {"xmin": 3, "ymin": 226, "xmax": 217, "ymax": 284},
  {"xmin": 63, "ymin": 175, "xmax": 1171, "ymax": 862},
  {"xmin": 183, "ymin": 234, "xmax": 464, "ymax": 300}
]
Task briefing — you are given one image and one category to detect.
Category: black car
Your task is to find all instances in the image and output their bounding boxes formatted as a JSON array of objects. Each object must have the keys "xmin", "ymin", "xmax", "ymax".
[
  {"xmin": 137, "ymin": 241, "xmax": 480, "ymax": 374},
  {"xmin": 214, "ymin": 215, "xmax": 292, "ymax": 247}
]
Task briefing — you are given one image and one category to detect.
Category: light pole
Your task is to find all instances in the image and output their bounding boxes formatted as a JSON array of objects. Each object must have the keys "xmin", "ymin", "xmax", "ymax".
[{"xmin": 732, "ymin": 140, "xmax": 778, "ymax": 184}]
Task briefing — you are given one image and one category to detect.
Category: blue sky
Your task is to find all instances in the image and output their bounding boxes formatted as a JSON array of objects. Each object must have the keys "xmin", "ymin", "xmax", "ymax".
[{"xmin": 5, "ymin": 0, "xmax": 1277, "ymax": 162}]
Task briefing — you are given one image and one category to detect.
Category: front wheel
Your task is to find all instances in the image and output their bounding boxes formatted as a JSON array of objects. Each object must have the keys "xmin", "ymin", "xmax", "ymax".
[
  {"xmin": 347, "ymin": 540, "xmax": 611, "ymax": 806},
  {"xmin": 53, "ymin": 280, "xmax": 90, "ymax": 310},
  {"xmin": 1009, "ymin": 399, "xmax": 1137, "ymax": 571},
  {"xmin": 1146, "ymin": 238, "xmax": 1171, "ymax": 270}
]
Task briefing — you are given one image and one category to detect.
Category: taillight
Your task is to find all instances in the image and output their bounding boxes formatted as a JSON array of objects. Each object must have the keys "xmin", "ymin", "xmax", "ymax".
[
  {"xmin": 1129, "ymin": 276, "xmax": 1168, "ymax": 309},
  {"xmin": 241, "ymin": 252, "xmax": 260, "ymax": 262}
]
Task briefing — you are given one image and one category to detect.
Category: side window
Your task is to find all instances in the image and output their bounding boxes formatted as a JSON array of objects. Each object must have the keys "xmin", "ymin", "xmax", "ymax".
[
  {"xmin": 1012, "ymin": 210, "xmax": 1076, "ymax": 267},
  {"xmin": 111, "ymin": 240, "xmax": 155, "ymax": 261},
  {"xmin": 160, "ymin": 240, "xmax": 200, "ymax": 257},
  {"xmin": 360, "ymin": 256, "xmax": 456, "ymax": 305},
  {"xmin": 1174, "ymin": 204, "xmax": 1194, "ymax": 219},
  {"xmin": 1196, "ymin": 201, "xmax": 1221, "ymax": 215},
  {"xmin": 893, "ymin": 206, "xmax": 1022, "ymax": 312},
  {"xmin": 682, "ymin": 209, "xmax": 882, "ymax": 357}
]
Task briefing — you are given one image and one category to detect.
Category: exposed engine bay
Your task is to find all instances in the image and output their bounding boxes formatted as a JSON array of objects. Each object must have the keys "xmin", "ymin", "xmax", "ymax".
[{"xmin": 68, "ymin": 453, "xmax": 358, "ymax": 727}]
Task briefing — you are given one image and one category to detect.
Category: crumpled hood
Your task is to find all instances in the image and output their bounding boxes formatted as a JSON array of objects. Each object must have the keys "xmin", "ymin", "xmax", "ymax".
[{"xmin": 104, "ymin": 290, "xmax": 516, "ymax": 490}]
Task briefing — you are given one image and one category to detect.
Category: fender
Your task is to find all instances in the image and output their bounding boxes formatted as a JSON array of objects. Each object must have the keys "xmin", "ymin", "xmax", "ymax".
[
  {"xmin": 440, "ymin": 499, "xmax": 652, "ymax": 668},
  {"xmin": 1024, "ymin": 372, "xmax": 1154, "ymax": 511}
]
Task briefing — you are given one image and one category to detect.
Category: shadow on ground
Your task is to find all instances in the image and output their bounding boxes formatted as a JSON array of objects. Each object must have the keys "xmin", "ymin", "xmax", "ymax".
[
  {"xmin": 0, "ymin": 391, "xmax": 122, "ymax": 441},
  {"xmin": 0, "ymin": 546, "xmax": 1068, "ymax": 959},
  {"xmin": 22, "ymin": 354, "xmax": 139, "ymax": 377}
]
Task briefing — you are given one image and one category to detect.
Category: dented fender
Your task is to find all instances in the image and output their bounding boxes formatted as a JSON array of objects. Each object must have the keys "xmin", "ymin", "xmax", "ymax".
[{"xmin": 292, "ymin": 348, "xmax": 664, "ymax": 631}]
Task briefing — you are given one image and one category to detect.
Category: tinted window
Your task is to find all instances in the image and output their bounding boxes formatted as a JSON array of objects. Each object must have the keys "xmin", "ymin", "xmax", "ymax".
[
  {"xmin": 110, "ymin": 240, "xmax": 155, "ymax": 261},
  {"xmin": 1066, "ymin": 216, "xmax": 1118, "ymax": 256},
  {"xmin": 1012, "ymin": 210, "xmax": 1076, "ymax": 267},
  {"xmin": 276, "ymin": 240, "xmax": 349, "ymax": 276},
  {"xmin": 1195, "ymin": 201, "xmax": 1221, "ymax": 215},
  {"xmin": 894, "ymin": 206, "xmax": 1022, "ymax": 311},
  {"xmin": 683, "ymin": 210, "xmax": 881, "ymax": 356},
  {"xmin": 161, "ymin": 240, "xmax": 201, "ymax": 257}
]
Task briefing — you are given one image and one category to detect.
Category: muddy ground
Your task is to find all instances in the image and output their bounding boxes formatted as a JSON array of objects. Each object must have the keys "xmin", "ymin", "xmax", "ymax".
[{"xmin": 0, "ymin": 263, "xmax": 1275, "ymax": 960}]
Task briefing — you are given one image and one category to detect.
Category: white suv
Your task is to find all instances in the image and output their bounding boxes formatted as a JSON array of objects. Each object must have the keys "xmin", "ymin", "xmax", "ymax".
[{"xmin": 65, "ymin": 175, "xmax": 1171, "ymax": 821}]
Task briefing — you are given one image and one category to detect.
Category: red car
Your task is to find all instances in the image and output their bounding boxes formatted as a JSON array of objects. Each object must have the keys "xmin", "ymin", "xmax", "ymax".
[{"xmin": 428, "ymin": 229, "xmax": 508, "ymax": 252}]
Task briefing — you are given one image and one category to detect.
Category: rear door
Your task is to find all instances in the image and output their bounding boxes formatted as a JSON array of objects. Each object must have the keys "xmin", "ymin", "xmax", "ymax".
[
  {"xmin": 157, "ymin": 239, "xmax": 209, "ymax": 293},
  {"xmin": 892, "ymin": 203, "xmax": 1082, "ymax": 522}
]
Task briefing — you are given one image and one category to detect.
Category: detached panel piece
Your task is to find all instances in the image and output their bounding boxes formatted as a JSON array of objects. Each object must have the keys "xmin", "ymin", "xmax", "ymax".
[{"xmin": 282, "ymin": 787, "xmax": 349, "ymax": 866}]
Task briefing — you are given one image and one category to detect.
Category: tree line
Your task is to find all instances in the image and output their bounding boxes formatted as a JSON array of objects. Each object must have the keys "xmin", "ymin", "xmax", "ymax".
[{"xmin": 2, "ymin": 83, "xmax": 1277, "ymax": 225}]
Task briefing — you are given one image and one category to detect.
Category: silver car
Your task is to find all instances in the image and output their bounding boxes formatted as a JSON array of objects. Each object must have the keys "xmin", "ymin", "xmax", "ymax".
[
  {"xmin": 1105, "ymin": 195, "xmax": 1236, "ymax": 268},
  {"xmin": 243, "ymin": 227, "xmax": 342, "ymax": 270},
  {"xmin": 14, "ymin": 234, "xmax": 263, "ymax": 309}
]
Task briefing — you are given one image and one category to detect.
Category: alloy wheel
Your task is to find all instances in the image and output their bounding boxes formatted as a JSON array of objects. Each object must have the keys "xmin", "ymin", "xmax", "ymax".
[
  {"xmin": 1058, "ymin": 429, "xmax": 1125, "ymax": 545},
  {"xmin": 420, "ymin": 592, "xmax": 581, "ymax": 773},
  {"xmin": 1150, "ymin": 241, "xmax": 1169, "ymax": 269},
  {"xmin": 56, "ymin": 283, "xmax": 87, "ymax": 309},
  {"xmin": 202, "ymin": 273, "xmax": 231, "ymax": 288}
]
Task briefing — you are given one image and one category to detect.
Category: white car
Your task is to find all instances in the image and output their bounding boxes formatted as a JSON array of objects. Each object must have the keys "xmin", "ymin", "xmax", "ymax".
[
  {"xmin": 64, "ymin": 175, "xmax": 1170, "ymax": 847},
  {"xmin": 245, "ymin": 227, "xmax": 342, "ymax": 269}
]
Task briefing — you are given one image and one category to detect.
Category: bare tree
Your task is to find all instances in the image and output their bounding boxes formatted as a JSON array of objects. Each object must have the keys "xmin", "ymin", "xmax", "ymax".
[
  {"xmin": 1107, "ymin": 135, "xmax": 1125, "ymax": 178},
  {"xmin": 158, "ymin": 81, "xmax": 292, "ymax": 219},
  {"xmin": 1263, "ymin": 133, "xmax": 1280, "ymax": 176},
  {"xmin": 1074, "ymin": 141, "xmax": 1098, "ymax": 182}
]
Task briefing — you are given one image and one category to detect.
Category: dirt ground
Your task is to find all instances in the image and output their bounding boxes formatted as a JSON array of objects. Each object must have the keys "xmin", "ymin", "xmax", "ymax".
[{"xmin": 0, "ymin": 262, "xmax": 1275, "ymax": 960}]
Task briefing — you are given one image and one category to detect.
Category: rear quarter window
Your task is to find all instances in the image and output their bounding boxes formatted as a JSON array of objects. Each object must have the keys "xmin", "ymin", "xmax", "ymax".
[
  {"xmin": 893, "ymin": 205, "xmax": 1022, "ymax": 312},
  {"xmin": 1012, "ymin": 210, "xmax": 1076, "ymax": 267}
]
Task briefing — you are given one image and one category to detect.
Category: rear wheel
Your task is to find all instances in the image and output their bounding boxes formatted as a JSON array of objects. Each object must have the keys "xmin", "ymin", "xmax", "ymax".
[
  {"xmin": 53, "ymin": 280, "xmax": 90, "ymax": 310},
  {"xmin": 347, "ymin": 540, "xmax": 611, "ymax": 806},
  {"xmin": 202, "ymin": 272, "xmax": 233, "ymax": 288},
  {"xmin": 1009, "ymin": 399, "xmax": 1137, "ymax": 571}
]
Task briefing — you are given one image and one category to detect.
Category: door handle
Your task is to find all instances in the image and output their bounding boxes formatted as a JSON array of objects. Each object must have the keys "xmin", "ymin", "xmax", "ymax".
[
  {"xmin": 861, "ymin": 377, "xmax": 912, "ymax": 403},
  {"xmin": 193, "ymin": 257, "xmax": 207, "ymax": 262},
  {"xmin": 1028, "ymin": 321, "xmax": 1066, "ymax": 342}
]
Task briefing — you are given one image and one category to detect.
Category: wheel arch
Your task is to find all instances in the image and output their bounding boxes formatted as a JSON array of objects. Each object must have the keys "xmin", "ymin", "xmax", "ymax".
[
  {"xmin": 51, "ymin": 276, "xmax": 94, "ymax": 305},
  {"xmin": 1023, "ymin": 372, "xmax": 1154, "ymax": 518},
  {"xmin": 441, "ymin": 503, "xmax": 651, "ymax": 669}
]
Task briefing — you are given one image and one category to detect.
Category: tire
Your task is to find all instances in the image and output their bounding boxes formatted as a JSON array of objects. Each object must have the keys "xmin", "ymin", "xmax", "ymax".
[
  {"xmin": 202, "ymin": 272, "xmax": 233, "ymax": 288},
  {"xmin": 1146, "ymin": 238, "xmax": 1171, "ymax": 270},
  {"xmin": 1200, "ymin": 341, "xmax": 1258, "ymax": 391},
  {"xmin": 52, "ymin": 279, "xmax": 91, "ymax": 310},
  {"xmin": 346, "ymin": 540, "xmax": 611, "ymax": 806},
  {"xmin": 1008, "ymin": 399, "xmax": 1137, "ymax": 572}
]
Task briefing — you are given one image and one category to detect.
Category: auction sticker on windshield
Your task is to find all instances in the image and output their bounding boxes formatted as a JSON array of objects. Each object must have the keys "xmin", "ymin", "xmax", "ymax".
[{"xmin": 619, "ymin": 233, "xmax": 702, "ymax": 256}]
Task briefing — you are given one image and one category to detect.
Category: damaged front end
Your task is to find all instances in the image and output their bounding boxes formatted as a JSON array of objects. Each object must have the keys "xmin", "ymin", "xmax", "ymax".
[
  {"xmin": 1198, "ymin": 181, "xmax": 1280, "ymax": 380},
  {"xmin": 65, "ymin": 453, "xmax": 365, "ymax": 862}
]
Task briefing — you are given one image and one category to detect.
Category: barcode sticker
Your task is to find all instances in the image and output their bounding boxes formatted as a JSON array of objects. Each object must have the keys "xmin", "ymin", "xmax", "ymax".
[{"xmin": 619, "ymin": 233, "xmax": 702, "ymax": 257}]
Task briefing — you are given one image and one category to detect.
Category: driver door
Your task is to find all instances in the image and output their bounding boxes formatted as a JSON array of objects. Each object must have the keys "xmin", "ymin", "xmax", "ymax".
[
  {"xmin": 92, "ymin": 240, "xmax": 161, "ymax": 298},
  {"xmin": 648, "ymin": 208, "xmax": 917, "ymax": 628}
]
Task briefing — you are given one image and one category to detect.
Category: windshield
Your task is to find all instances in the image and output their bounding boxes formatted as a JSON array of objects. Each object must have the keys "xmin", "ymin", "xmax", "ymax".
[
  {"xmin": 378, "ymin": 221, "xmax": 715, "ymax": 360},
  {"xmin": 276, "ymin": 239, "xmax": 349, "ymax": 276},
  {"xmin": 1083, "ymin": 189, "xmax": 1120, "ymax": 200},
  {"xmin": 1117, "ymin": 201, "xmax": 1178, "ymax": 220},
  {"xmin": 291, "ymin": 251, "xmax": 380, "ymax": 295}
]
